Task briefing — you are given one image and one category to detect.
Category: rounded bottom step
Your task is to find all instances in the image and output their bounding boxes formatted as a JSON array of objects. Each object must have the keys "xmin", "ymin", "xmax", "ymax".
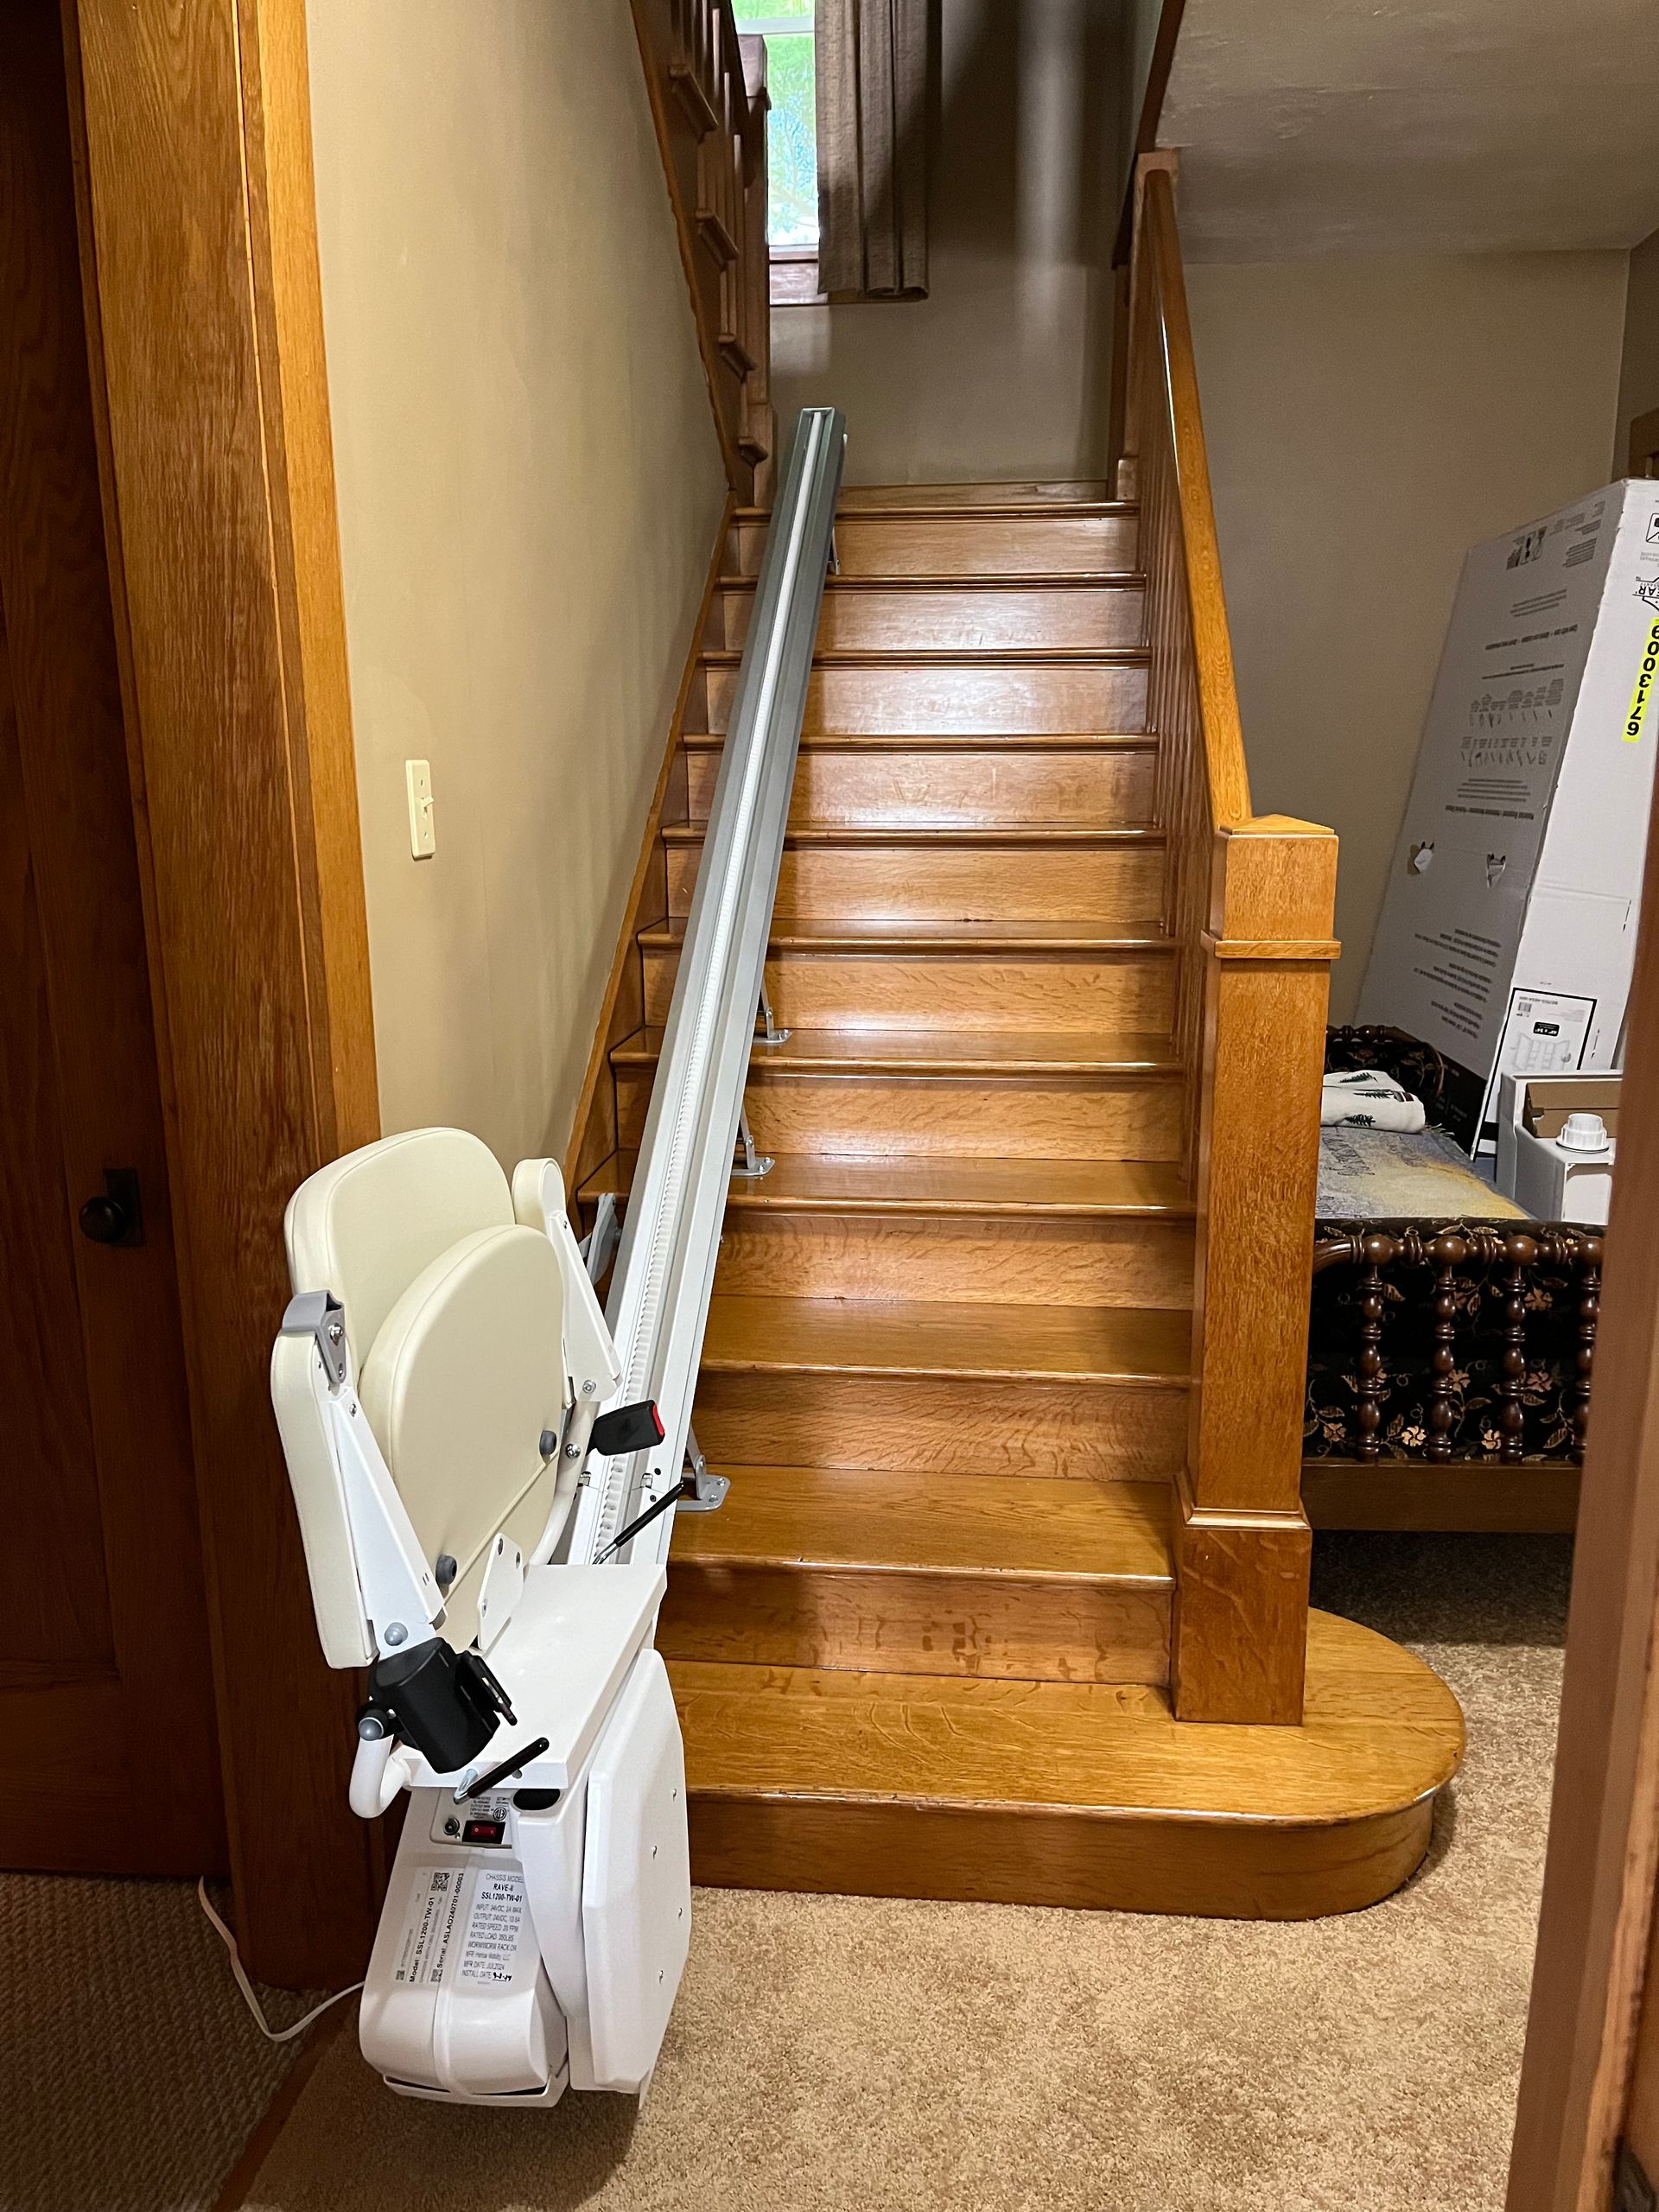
[{"xmin": 671, "ymin": 1610, "xmax": 1464, "ymax": 1920}]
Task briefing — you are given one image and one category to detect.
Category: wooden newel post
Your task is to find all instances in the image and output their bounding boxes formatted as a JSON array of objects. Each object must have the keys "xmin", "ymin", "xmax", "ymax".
[{"xmin": 1173, "ymin": 815, "xmax": 1339, "ymax": 1724}]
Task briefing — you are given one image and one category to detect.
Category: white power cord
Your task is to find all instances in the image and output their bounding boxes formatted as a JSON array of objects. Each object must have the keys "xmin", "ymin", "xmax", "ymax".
[{"xmin": 197, "ymin": 1878, "xmax": 364, "ymax": 2044}]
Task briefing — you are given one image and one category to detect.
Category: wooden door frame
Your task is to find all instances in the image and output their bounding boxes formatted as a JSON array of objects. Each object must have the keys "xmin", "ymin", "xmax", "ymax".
[
  {"xmin": 1508, "ymin": 767, "xmax": 1659, "ymax": 2209},
  {"xmin": 62, "ymin": 0, "xmax": 381, "ymax": 1985}
]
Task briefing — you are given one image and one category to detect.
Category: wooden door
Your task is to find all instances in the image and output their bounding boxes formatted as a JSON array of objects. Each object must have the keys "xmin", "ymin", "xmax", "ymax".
[{"xmin": 0, "ymin": 0, "xmax": 224, "ymax": 1877}]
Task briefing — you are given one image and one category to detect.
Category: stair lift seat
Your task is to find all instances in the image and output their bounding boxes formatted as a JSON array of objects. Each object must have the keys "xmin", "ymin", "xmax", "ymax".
[{"xmin": 270, "ymin": 1128, "xmax": 690, "ymax": 2107}]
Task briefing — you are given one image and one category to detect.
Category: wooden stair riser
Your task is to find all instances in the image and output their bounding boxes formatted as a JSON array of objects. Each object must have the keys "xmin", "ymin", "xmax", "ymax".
[
  {"xmin": 730, "ymin": 511, "xmax": 1138, "ymax": 577},
  {"xmin": 641, "ymin": 944, "xmax": 1177, "ymax": 1033},
  {"xmin": 701, "ymin": 660, "xmax": 1147, "ymax": 738},
  {"xmin": 709, "ymin": 1209, "xmax": 1195, "ymax": 1309},
  {"xmin": 684, "ymin": 741, "xmax": 1155, "ymax": 829},
  {"xmin": 690, "ymin": 1371, "xmax": 1189, "ymax": 1481},
  {"xmin": 683, "ymin": 1789, "xmax": 1433, "ymax": 1918},
  {"xmin": 658, "ymin": 1566, "xmax": 1172, "ymax": 1685},
  {"xmin": 666, "ymin": 840, "xmax": 1165, "ymax": 922},
  {"xmin": 614, "ymin": 1069, "xmax": 1185, "ymax": 1160},
  {"xmin": 717, "ymin": 582, "xmax": 1146, "ymax": 653}
]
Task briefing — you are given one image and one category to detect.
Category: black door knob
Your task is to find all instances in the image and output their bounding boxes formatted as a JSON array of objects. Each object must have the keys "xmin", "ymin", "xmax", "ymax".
[
  {"xmin": 77, "ymin": 1169, "xmax": 143, "ymax": 1249},
  {"xmin": 79, "ymin": 1193, "xmax": 130, "ymax": 1244}
]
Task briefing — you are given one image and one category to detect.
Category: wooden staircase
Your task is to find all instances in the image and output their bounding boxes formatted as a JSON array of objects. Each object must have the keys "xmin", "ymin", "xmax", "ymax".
[{"xmin": 570, "ymin": 174, "xmax": 1462, "ymax": 1921}]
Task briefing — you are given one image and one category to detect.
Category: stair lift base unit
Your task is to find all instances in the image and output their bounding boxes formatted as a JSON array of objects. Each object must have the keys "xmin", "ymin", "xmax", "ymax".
[{"xmin": 365, "ymin": 1645, "xmax": 689, "ymax": 2105}]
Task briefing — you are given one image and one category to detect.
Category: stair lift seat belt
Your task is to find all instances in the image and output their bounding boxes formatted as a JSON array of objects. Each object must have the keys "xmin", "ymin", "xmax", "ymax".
[{"xmin": 573, "ymin": 406, "xmax": 846, "ymax": 1569}]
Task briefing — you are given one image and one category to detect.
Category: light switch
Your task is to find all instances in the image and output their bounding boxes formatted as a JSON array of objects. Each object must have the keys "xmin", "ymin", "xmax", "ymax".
[{"xmin": 404, "ymin": 759, "xmax": 435, "ymax": 859}]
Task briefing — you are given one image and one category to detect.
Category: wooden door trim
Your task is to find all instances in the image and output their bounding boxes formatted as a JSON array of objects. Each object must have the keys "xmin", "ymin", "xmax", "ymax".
[
  {"xmin": 1507, "ymin": 770, "xmax": 1659, "ymax": 2210},
  {"xmin": 65, "ymin": 0, "xmax": 381, "ymax": 1983}
]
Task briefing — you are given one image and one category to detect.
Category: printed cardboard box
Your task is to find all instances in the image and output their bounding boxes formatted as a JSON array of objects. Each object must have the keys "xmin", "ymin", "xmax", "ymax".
[{"xmin": 1358, "ymin": 480, "xmax": 1659, "ymax": 1148}]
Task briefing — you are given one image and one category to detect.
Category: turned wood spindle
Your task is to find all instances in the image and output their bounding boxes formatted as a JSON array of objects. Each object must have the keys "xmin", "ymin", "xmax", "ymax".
[
  {"xmin": 1497, "ymin": 1234, "xmax": 1538, "ymax": 1464},
  {"xmin": 1355, "ymin": 1230, "xmax": 1394, "ymax": 1460},
  {"xmin": 1426, "ymin": 1230, "xmax": 1467, "ymax": 1462},
  {"xmin": 1574, "ymin": 1236, "xmax": 1603, "ymax": 1462}
]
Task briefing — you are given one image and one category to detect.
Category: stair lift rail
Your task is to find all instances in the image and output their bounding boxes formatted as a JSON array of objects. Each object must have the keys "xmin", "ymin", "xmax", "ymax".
[{"xmin": 571, "ymin": 406, "xmax": 846, "ymax": 1568}]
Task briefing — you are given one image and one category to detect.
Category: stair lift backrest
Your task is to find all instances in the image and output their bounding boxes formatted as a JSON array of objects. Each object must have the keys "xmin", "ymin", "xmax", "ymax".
[
  {"xmin": 285, "ymin": 1127, "xmax": 516, "ymax": 1359},
  {"xmin": 359, "ymin": 1225, "xmax": 568, "ymax": 1649},
  {"xmin": 281, "ymin": 1128, "xmax": 570, "ymax": 1655}
]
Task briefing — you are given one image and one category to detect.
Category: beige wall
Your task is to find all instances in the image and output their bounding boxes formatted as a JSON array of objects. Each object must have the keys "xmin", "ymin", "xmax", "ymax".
[
  {"xmin": 1617, "ymin": 227, "xmax": 1659, "ymax": 471},
  {"xmin": 1186, "ymin": 251, "xmax": 1627, "ymax": 1020},
  {"xmin": 307, "ymin": 0, "xmax": 728, "ymax": 1167},
  {"xmin": 772, "ymin": 0, "xmax": 1122, "ymax": 486}
]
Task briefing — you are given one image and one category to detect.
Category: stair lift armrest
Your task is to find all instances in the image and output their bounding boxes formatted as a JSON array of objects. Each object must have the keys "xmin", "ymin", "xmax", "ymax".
[
  {"xmin": 512, "ymin": 1159, "xmax": 624, "ymax": 1404},
  {"xmin": 350, "ymin": 1725, "xmax": 423, "ymax": 1819},
  {"xmin": 271, "ymin": 1294, "xmax": 444, "ymax": 1671}
]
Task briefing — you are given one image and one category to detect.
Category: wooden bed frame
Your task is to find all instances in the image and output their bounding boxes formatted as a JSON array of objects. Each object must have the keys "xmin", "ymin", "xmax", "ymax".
[{"xmin": 1302, "ymin": 1027, "xmax": 1597, "ymax": 1535}]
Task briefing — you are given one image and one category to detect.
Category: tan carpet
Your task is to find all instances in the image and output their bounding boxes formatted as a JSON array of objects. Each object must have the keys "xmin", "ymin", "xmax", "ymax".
[
  {"xmin": 238, "ymin": 1533, "xmax": 1571, "ymax": 2212},
  {"xmin": 0, "ymin": 1871, "xmax": 321, "ymax": 2212}
]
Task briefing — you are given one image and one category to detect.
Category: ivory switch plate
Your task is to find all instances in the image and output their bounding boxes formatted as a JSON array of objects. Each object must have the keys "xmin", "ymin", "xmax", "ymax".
[{"xmin": 404, "ymin": 759, "xmax": 435, "ymax": 859}]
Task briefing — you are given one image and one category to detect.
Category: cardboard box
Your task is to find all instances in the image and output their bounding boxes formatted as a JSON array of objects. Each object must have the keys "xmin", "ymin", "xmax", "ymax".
[
  {"xmin": 1496, "ymin": 1071, "xmax": 1620, "ymax": 1224},
  {"xmin": 1358, "ymin": 480, "xmax": 1659, "ymax": 1148}
]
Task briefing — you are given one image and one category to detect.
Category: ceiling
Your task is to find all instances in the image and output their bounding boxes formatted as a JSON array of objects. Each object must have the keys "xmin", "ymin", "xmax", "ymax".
[{"xmin": 1157, "ymin": 0, "xmax": 1659, "ymax": 261}]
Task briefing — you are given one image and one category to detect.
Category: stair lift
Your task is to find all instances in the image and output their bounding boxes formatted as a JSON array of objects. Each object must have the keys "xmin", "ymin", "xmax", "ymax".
[
  {"xmin": 270, "ymin": 1126, "xmax": 689, "ymax": 2107},
  {"xmin": 266, "ymin": 404, "xmax": 845, "ymax": 2113}
]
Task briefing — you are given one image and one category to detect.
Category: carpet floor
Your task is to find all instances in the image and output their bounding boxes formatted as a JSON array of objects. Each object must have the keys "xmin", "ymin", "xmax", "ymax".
[
  {"xmin": 0, "ymin": 1869, "xmax": 324, "ymax": 2212},
  {"xmin": 231, "ymin": 1531, "xmax": 1572, "ymax": 2212}
]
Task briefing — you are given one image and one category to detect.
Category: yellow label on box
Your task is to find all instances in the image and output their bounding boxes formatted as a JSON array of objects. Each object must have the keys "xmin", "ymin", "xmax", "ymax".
[{"xmin": 1627, "ymin": 617, "xmax": 1659, "ymax": 742}]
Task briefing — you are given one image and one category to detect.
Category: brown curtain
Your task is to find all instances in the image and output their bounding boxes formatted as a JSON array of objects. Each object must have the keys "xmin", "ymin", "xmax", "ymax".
[{"xmin": 816, "ymin": 0, "xmax": 930, "ymax": 298}]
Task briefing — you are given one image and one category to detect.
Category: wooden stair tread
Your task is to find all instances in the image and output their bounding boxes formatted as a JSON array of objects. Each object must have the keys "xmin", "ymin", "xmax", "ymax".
[
  {"xmin": 670, "ymin": 1468, "xmax": 1174, "ymax": 1585},
  {"xmin": 610, "ymin": 1024, "xmax": 1182, "ymax": 1076},
  {"xmin": 581, "ymin": 1151, "xmax": 1192, "ymax": 1218},
  {"xmin": 671, "ymin": 1611, "xmax": 1464, "ymax": 1825},
  {"xmin": 718, "ymin": 572, "xmax": 1146, "ymax": 593},
  {"xmin": 639, "ymin": 916, "xmax": 1171, "ymax": 953},
  {"xmin": 700, "ymin": 1295, "xmax": 1190, "ymax": 1385},
  {"xmin": 683, "ymin": 728, "xmax": 1155, "ymax": 752},
  {"xmin": 662, "ymin": 823, "xmax": 1164, "ymax": 848},
  {"xmin": 735, "ymin": 498, "xmax": 1135, "ymax": 523},
  {"xmin": 838, "ymin": 480, "xmax": 1116, "ymax": 510},
  {"xmin": 701, "ymin": 646, "xmax": 1148, "ymax": 670}
]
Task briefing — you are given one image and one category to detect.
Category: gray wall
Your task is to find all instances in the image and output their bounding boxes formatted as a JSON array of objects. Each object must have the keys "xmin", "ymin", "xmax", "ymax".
[
  {"xmin": 308, "ymin": 0, "xmax": 728, "ymax": 1163},
  {"xmin": 1188, "ymin": 251, "xmax": 1627, "ymax": 1018}
]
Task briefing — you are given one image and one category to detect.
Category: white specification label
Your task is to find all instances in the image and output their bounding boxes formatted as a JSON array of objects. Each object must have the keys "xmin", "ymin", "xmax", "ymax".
[
  {"xmin": 392, "ymin": 1867, "xmax": 466, "ymax": 1986},
  {"xmin": 1500, "ymin": 988, "xmax": 1594, "ymax": 1074},
  {"xmin": 459, "ymin": 1870, "xmax": 526, "ymax": 1987}
]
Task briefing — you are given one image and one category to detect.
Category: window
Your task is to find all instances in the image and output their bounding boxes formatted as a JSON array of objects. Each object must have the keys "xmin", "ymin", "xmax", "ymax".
[{"xmin": 731, "ymin": 3, "xmax": 817, "ymax": 251}]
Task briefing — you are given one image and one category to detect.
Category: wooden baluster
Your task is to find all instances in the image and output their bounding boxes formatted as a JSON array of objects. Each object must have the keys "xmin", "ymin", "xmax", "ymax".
[
  {"xmin": 631, "ymin": 0, "xmax": 769, "ymax": 501},
  {"xmin": 1498, "ymin": 1233, "xmax": 1538, "ymax": 1464},
  {"xmin": 1575, "ymin": 1236, "xmax": 1603, "ymax": 1462},
  {"xmin": 1426, "ymin": 1229, "xmax": 1466, "ymax": 1462},
  {"xmin": 1354, "ymin": 1230, "xmax": 1393, "ymax": 1461}
]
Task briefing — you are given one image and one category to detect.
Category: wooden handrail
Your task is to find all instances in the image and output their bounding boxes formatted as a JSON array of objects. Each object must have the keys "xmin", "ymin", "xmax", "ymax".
[
  {"xmin": 629, "ymin": 0, "xmax": 777, "ymax": 504},
  {"xmin": 1129, "ymin": 166, "xmax": 1251, "ymax": 833},
  {"xmin": 1120, "ymin": 155, "xmax": 1339, "ymax": 1726}
]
